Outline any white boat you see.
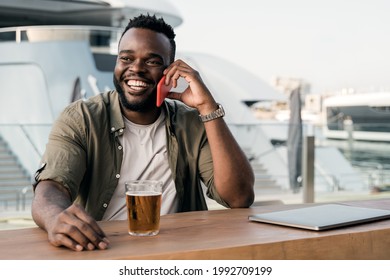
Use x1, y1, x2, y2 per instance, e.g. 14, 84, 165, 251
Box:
322, 92, 390, 142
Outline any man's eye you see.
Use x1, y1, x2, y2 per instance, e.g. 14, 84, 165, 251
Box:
146, 60, 163, 66
120, 56, 131, 62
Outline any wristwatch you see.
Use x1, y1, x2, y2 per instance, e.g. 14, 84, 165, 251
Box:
199, 103, 225, 122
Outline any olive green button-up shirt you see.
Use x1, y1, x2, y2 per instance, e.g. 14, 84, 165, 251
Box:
34, 90, 228, 220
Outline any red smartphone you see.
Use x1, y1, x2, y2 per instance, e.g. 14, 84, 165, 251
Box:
156, 76, 172, 107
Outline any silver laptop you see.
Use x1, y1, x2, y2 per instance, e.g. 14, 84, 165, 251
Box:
248, 203, 390, 231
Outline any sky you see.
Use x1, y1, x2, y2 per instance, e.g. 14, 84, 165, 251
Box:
168, 0, 390, 94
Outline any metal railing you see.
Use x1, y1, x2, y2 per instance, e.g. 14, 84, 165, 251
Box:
228, 121, 390, 192
0, 186, 32, 211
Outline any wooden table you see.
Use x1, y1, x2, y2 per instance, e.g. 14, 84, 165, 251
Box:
1, 198, 390, 260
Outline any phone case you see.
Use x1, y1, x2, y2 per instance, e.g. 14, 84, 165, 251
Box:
156, 76, 172, 107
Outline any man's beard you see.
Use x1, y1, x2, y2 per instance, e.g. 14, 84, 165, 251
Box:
113, 76, 156, 112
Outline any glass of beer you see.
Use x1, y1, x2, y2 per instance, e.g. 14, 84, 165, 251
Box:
125, 180, 162, 236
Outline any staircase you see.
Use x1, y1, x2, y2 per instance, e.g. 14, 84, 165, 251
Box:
251, 162, 281, 190
0, 136, 33, 211
243, 146, 281, 190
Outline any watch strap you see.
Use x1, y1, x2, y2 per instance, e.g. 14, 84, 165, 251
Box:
199, 103, 225, 122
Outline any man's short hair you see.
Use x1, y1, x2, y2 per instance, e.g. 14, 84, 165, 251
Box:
121, 14, 176, 63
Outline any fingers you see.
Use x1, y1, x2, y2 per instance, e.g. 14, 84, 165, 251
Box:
163, 59, 196, 87
72, 204, 107, 240
47, 204, 110, 251
163, 59, 215, 108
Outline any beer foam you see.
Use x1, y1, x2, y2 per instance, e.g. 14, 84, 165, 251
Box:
126, 191, 161, 196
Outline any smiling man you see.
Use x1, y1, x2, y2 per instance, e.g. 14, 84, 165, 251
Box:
32, 14, 254, 252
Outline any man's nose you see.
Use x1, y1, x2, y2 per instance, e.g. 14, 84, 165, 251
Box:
129, 59, 146, 72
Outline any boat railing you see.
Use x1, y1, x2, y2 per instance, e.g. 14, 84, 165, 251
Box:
0, 186, 32, 212
228, 122, 390, 192
0, 25, 121, 54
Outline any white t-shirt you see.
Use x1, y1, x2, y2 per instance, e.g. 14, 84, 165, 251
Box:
102, 111, 178, 220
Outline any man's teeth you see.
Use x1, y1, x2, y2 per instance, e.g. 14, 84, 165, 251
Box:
127, 80, 148, 88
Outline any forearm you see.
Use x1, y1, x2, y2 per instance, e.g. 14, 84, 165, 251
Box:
32, 180, 72, 231
204, 118, 255, 208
